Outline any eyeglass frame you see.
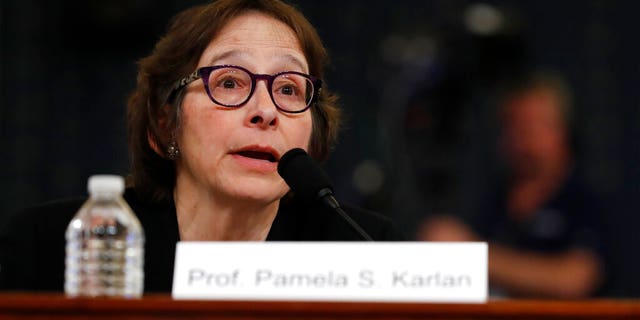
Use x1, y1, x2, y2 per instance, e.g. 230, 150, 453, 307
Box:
168, 65, 323, 114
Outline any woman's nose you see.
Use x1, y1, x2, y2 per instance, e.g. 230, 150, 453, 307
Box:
244, 82, 278, 129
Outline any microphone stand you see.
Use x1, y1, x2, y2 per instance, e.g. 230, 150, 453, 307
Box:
318, 188, 374, 241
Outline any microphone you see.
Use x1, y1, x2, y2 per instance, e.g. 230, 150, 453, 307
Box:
278, 148, 373, 241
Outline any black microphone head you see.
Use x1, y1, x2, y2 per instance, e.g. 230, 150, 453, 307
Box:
278, 148, 333, 202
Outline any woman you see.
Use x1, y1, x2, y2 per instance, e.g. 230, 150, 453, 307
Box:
0, 0, 403, 293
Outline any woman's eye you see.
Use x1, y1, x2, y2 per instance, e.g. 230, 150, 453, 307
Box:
219, 77, 238, 89
280, 85, 296, 96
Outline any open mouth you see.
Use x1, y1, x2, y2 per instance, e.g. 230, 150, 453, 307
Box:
235, 150, 278, 163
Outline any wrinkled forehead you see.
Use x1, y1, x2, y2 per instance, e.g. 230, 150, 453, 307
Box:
197, 11, 308, 73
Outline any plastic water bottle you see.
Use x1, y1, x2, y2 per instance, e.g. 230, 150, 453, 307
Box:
65, 175, 145, 298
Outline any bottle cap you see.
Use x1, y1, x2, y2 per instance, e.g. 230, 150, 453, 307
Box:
88, 175, 125, 195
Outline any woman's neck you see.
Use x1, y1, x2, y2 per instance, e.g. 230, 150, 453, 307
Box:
173, 186, 279, 241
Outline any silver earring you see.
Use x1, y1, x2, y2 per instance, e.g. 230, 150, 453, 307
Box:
167, 141, 181, 160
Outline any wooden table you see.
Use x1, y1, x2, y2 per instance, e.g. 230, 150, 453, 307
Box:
0, 293, 639, 319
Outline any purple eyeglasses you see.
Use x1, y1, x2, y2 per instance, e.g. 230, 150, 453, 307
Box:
169, 65, 322, 113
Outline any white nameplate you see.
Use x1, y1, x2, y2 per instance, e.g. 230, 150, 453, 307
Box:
172, 242, 487, 303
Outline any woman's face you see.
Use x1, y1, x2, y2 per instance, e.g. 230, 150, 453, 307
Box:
175, 11, 313, 204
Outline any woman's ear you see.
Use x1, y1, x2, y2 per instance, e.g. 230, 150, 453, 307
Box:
148, 103, 173, 157
147, 130, 163, 156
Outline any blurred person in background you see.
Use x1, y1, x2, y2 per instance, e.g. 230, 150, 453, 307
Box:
417, 70, 606, 298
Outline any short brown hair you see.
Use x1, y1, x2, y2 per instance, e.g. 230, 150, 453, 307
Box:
127, 0, 341, 203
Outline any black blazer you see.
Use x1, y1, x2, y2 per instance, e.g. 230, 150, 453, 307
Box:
0, 188, 403, 293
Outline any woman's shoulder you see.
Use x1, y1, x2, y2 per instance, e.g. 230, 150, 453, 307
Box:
1, 196, 86, 249
2, 187, 153, 231
3, 196, 86, 232
27, 196, 86, 211
0, 196, 86, 291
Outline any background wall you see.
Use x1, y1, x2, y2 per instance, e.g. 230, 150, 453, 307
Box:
1, 0, 639, 296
